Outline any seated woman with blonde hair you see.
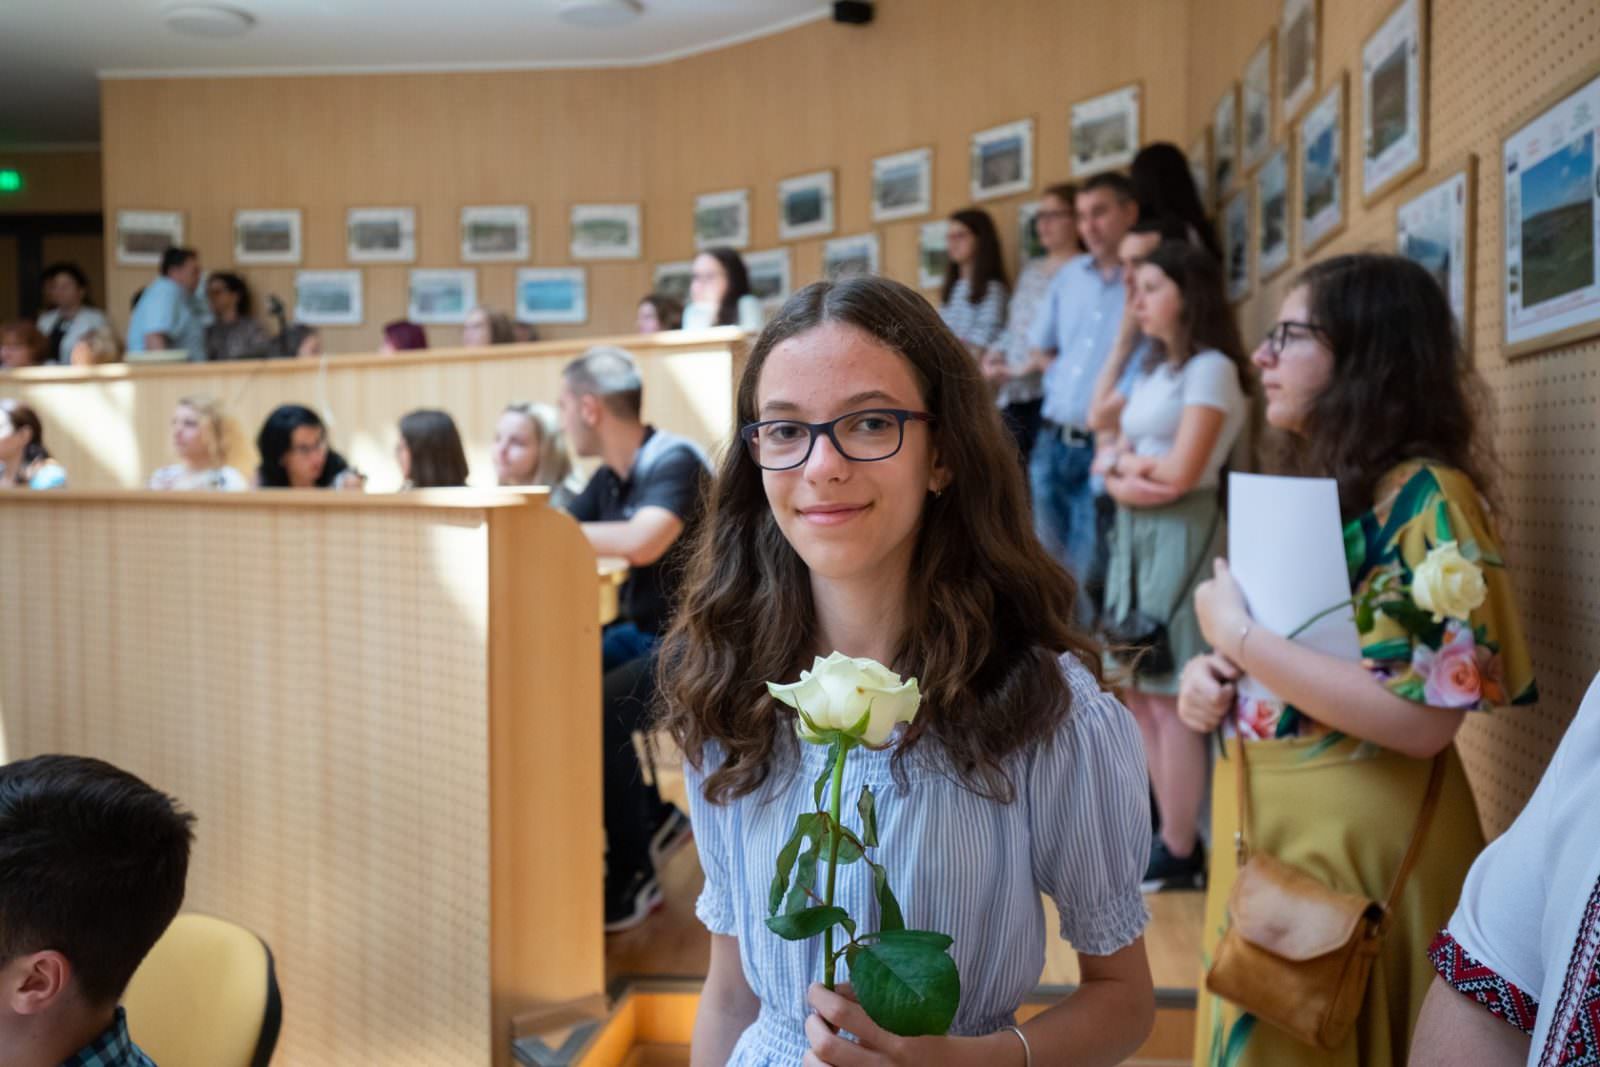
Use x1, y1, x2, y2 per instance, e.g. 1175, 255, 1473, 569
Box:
69, 326, 122, 365
149, 394, 249, 490
492, 401, 582, 508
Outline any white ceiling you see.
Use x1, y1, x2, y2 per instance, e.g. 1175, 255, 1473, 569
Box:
1, 0, 831, 147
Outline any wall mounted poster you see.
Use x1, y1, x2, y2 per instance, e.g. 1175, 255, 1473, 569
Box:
1017, 200, 1046, 269
1298, 75, 1347, 254
823, 233, 881, 280
408, 268, 476, 325
777, 170, 835, 241
346, 207, 415, 263
694, 189, 751, 250
970, 118, 1034, 201
294, 270, 363, 326
1070, 84, 1141, 177
1190, 128, 1213, 213
1256, 148, 1291, 279
653, 260, 693, 304
1242, 37, 1274, 172
1224, 190, 1252, 303
871, 149, 934, 222
1279, 0, 1319, 123
515, 268, 587, 325
115, 210, 184, 266
570, 204, 642, 260
918, 221, 949, 289
744, 248, 793, 314
460, 205, 530, 262
234, 209, 302, 265
1502, 71, 1600, 357
1214, 85, 1240, 195
1361, 0, 1427, 203
1398, 155, 1476, 349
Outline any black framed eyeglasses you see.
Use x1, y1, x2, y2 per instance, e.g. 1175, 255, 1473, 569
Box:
1262, 320, 1330, 357
740, 408, 936, 471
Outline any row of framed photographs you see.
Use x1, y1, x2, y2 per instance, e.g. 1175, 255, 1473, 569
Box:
1196, 0, 1425, 213
114, 204, 645, 267
700, 84, 1143, 248
289, 267, 589, 327
1219, 64, 1600, 360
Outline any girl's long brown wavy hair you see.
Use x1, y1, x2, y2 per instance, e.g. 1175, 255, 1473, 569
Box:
656, 275, 1101, 805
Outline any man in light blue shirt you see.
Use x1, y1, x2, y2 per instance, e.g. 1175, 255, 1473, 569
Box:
127, 247, 205, 360
1025, 173, 1139, 621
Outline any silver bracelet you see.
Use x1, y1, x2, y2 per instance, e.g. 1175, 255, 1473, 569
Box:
1007, 1024, 1032, 1067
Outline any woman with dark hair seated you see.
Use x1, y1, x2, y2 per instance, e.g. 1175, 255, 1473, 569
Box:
396, 409, 469, 488
255, 404, 364, 489
203, 272, 271, 360
380, 320, 428, 354
36, 261, 111, 364
0, 399, 67, 488
637, 292, 684, 334
682, 248, 762, 332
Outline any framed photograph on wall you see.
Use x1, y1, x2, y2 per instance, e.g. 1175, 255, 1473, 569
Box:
1297, 75, 1347, 255
234, 209, 302, 265
1017, 201, 1046, 270
461, 205, 530, 262
777, 170, 835, 241
115, 210, 184, 266
570, 204, 641, 260
871, 148, 933, 222
1256, 148, 1291, 279
1361, 0, 1427, 204
1070, 84, 1140, 177
515, 268, 588, 325
918, 221, 949, 290
1398, 155, 1476, 349
653, 260, 694, 304
823, 233, 881, 280
1241, 37, 1274, 172
408, 268, 477, 324
1224, 190, 1253, 303
694, 188, 751, 250
1213, 84, 1241, 195
294, 270, 363, 327
1189, 128, 1213, 213
1279, 0, 1319, 123
744, 249, 793, 314
1501, 70, 1600, 358
970, 118, 1034, 202
346, 207, 415, 263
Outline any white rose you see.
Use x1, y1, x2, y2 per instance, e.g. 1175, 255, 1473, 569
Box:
1411, 541, 1487, 622
767, 651, 922, 747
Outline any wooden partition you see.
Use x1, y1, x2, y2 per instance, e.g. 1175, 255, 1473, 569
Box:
0, 489, 604, 1067
0, 328, 745, 492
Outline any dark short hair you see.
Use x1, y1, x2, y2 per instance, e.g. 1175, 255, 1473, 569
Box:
382, 320, 428, 352
1131, 142, 1223, 261
1078, 171, 1137, 203
562, 345, 643, 420
398, 408, 469, 488
206, 271, 253, 318
159, 247, 197, 276
1128, 215, 1193, 243
0, 755, 194, 1005
255, 403, 350, 487
41, 261, 91, 300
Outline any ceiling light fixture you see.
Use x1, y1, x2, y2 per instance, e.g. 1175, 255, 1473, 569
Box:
163, 3, 257, 38
556, 0, 644, 29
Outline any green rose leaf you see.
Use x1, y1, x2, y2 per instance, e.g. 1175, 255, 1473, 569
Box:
877, 929, 953, 951
870, 861, 905, 932
851, 936, 960, 1037
814, 741, 840, 808
770, 813, 821, 915
765, 905, 856, 942
783, 840, 822, 915
857, 785, 880, 847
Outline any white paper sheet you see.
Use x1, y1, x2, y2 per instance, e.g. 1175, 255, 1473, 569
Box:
1227, 472, 1363, 699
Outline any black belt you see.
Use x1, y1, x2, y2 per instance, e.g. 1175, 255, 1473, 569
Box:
1042, 420, 1093, 446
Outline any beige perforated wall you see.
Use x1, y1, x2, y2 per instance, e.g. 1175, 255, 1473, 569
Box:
1188, 0, 1600, 834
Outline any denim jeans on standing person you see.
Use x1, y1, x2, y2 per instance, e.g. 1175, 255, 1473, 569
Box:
603, 620, 658, 673
1029, 430, 1098, 626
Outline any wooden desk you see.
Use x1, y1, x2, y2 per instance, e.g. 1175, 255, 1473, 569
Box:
0, 490, 605, 1067
597, 556, 629, 626
0, 328, 747, 492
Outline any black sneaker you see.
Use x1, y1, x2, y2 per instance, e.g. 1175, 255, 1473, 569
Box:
1141, 835, 1206, 893
604, 868, 664, 933
647, 805, 693, 870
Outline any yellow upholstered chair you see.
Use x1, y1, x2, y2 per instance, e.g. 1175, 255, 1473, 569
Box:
122, 914, 282, 1067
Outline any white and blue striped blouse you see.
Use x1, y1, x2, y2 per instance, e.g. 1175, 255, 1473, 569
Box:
685, 651, 1151, 1065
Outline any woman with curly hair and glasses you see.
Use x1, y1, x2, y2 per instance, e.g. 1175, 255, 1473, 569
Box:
658, 275, 1155, 1066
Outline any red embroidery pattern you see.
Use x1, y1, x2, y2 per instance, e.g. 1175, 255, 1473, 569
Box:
1540, 876, 1600, 1066
1429, 929, 1541, 1036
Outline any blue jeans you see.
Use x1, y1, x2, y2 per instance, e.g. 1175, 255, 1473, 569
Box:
603, 621, 658, 673
1029, 430, 1098, 625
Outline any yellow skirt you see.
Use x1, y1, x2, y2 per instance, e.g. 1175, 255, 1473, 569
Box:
1193, 735, 1484, 1067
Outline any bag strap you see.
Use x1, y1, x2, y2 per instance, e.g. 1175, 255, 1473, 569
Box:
1233, 738, 1447, 915
1167, 500, 1222, 624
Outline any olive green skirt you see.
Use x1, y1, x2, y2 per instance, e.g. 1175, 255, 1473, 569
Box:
1101, 490, 1221, 695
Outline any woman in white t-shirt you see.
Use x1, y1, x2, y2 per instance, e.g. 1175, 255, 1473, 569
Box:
681, 248, 764, 333
1096, 240, 1252, 891
148, 394, 249, 491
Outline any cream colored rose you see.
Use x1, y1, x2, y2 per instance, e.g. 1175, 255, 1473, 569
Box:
767, 651, 922, 746
1411, 541, 1487, 622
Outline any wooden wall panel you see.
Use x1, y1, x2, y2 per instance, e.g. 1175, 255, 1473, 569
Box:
99, 0, 1191, 351
0, 149, 102, 215
1187, 0, 1600, 833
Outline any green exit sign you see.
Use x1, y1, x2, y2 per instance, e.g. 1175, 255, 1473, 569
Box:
0, 169, 21, 193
